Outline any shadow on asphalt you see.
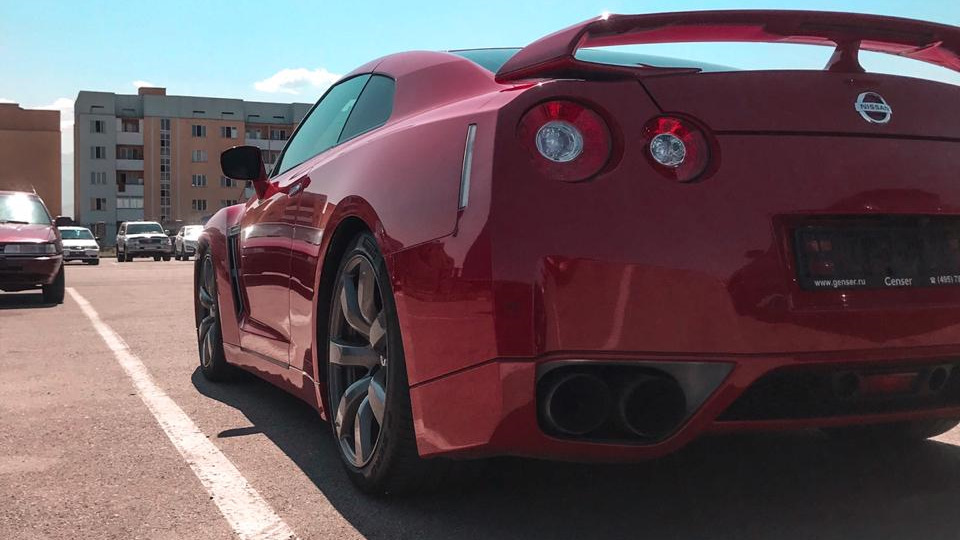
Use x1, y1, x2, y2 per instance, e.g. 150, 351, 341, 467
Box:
192, 368, 960, 539
0, 291, 57, 310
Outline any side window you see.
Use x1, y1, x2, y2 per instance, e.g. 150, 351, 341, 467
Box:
273, 75, 370, 176
338, 75, 395, 143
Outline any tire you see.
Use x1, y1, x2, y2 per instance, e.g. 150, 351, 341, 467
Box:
163, 255, 171, 262
153, 255, 161, 262
175, 247, 182, 261
87, 259, 100, 266
327, 233, 462, 494
825, 418, 960, 442
117, 247, 124, 263
42, 265, 65, 304
196, 252, 233, 381
125, 253, 133, 262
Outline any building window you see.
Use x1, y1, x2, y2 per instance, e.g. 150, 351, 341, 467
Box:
116, 197, 144, 209
160, 118, 171, 130
192, 199, 208, 211
91, 198, 107, 211
260, 149, 279, 164
121, 119, 140, 133
245, 128, 262, 140
117, 146, 143, 160
90, 172, 108, 185
269, 129, 288, 140
191, 174, 208, 187
220, 200, 238, 208
191, 149, 208, 162
191, 124, 206, 137
91, 120, 105, 133
90, 146, 107, 159
220, 176, 235, 188
220, 126, 238, 139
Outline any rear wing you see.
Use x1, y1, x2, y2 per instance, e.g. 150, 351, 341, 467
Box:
496, 10, 960, 82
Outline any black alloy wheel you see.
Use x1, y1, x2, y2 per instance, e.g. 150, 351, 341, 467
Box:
196, 252, 231, 380
328, 250, 390, 468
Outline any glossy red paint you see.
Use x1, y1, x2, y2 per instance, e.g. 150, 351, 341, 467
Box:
198, 11, 960, 462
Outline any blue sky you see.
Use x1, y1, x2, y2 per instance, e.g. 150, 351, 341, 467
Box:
0, 0, 957, 215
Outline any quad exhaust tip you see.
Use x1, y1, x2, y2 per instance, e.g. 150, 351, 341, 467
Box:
540, 372, 612, 436
539, 369, 689, 440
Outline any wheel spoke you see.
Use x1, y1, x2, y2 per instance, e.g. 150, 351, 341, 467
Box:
356, 260, 377, 324
198, 314, 215, 341
368, 369, 386, 425
329, 339, 379, 369
368, 312, 387, 353
353, 397, 376, 466
339, 276, 371, 335
335, 376, 371, 439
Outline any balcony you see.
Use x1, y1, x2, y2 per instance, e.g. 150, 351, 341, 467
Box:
117, 131, 143, 145
245, 138, 285, 151
116, 159, 144, 171
118, 184, 144, 197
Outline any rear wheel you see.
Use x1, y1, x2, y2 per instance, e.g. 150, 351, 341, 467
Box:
196, 252, 232, 381
163, 255, 171, 262
153, 255, 161, 262
124, 253, 133, 262
116, 247, 123, 263
42, 265, 65, 304
327, 233, 460, 494
825, 418, 960, 442
175, 246, 183, 261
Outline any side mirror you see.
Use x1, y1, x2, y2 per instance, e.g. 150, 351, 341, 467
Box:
221, 146, 271, 199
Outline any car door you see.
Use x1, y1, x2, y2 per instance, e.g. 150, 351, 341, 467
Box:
238, 74, 372, 366
287, 74, 396, 375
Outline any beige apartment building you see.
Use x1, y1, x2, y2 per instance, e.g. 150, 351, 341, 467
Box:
74, 87, 310, 242
0, 103, 62, 215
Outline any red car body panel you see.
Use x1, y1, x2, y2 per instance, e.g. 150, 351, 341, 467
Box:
198, 11, 960, 461
0, 192, 62, 290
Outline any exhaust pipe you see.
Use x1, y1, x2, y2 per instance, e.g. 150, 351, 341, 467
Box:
617, 374, 687, 439
540, 373, 612, 436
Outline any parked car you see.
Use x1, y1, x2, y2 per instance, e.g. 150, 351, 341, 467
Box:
58, 226, 100, 265
174, 225, 203, 261
193, 11, 960, 494
115, 221, 173, 262
0, 190, 64, 303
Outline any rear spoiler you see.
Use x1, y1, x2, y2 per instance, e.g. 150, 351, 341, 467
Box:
495, 10, 960, 82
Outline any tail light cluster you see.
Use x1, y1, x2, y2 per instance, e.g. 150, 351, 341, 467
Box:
518, 101, 714, 184
641, 116, 711, 183
518, 100, 612, 183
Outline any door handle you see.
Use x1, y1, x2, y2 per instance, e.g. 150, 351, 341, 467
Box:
283, 175, 311, 197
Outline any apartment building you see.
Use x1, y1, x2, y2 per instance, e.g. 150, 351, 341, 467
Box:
0, 103, 61, 215
74, 87, 310, 242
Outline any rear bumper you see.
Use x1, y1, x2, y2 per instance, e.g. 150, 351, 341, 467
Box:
410, 346, 960, 461
0, 255, 62, 289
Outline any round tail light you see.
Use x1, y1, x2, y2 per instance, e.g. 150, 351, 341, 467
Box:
642, 116, 712, 183
519, 100, 611, 182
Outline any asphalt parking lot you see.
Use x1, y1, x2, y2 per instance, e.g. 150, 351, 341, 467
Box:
5, 258, 960, 539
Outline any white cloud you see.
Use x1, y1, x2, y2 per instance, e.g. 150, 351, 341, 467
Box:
253, 67, 341, 95
132, 80, 156, 89
0, 97, 15, 104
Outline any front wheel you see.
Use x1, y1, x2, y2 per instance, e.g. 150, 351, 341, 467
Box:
196, 252, 232, 381
327, 233, 459, 494
42, 265, 65, 304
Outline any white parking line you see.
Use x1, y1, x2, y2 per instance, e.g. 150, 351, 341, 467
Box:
67, 287, 298, 540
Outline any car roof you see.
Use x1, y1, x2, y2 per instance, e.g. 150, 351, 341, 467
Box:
58, 226, 90, 230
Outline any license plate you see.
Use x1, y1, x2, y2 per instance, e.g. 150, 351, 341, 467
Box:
794, 217, 960, 290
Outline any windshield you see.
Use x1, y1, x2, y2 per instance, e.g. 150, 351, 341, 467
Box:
0, 193, 51, 225
60, 228, 95, 240
183, 226, 203, 239
127, 223, 164, 235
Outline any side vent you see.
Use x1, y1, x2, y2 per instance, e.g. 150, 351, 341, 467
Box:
226, 226, 244, 317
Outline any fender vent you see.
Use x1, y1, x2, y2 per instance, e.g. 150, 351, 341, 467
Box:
226, 226, 244, 317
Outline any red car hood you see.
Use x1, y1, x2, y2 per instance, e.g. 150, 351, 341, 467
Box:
0, 223, 56, 243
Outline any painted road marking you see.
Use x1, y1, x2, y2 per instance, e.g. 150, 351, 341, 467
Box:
68, 288, 298, 540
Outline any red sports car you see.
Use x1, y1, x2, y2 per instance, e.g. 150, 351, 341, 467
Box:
196, 10, 960, 493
